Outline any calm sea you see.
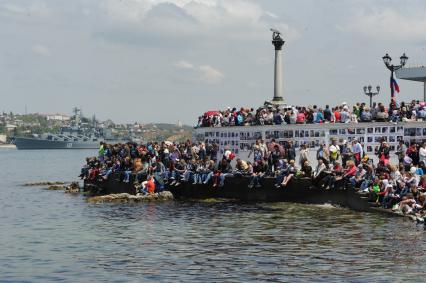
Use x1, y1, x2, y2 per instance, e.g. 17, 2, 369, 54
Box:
1, 148, 425, 282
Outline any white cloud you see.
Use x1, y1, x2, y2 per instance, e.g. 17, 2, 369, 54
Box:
101, 0, 300, 42
1, 1, 50, 17
340, 8, 426, 42
31, 44, 50, 57
174, 60, 195, 70
2, 3, 27, 14
174, 60, 224, 84
198, 65, 224, 84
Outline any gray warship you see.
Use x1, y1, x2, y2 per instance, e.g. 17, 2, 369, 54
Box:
15, 108, 132, 150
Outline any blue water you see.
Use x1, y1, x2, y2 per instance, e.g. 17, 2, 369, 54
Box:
1, 149, 425, 282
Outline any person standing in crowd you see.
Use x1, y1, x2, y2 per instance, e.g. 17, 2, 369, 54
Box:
396, 140, 407, 164
299, 144, 309, 167
407, 143, 419, 166
329, 139, 340, 165
286, 140, 296, 162
377, 141, 390, 165
352, 139, 363, 165
419, 142, 426, 164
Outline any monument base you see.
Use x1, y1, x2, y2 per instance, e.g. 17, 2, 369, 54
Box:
270, 96, 285, 105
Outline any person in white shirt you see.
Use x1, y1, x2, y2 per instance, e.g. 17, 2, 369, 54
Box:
329, 139, 340, 164
314, 159, 326, 179
419, 142, 426, 164
352, 139, 363, 165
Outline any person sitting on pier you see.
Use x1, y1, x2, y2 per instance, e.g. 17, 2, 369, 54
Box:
313, 159, 327, 185
320, 161, 343, 189
202, 159, 218, 185
234, 158, 250, 177
133, 157, 146, 184
359, 165, 375, 193
192, 160, 205, 184
349, 164, 366, 188
212, 158, 233, 187
80, 157, 94, 179
274, 159, 288, 188
300, 160, 313, 178
150, 158, 166, 190
182, 159, 196, 183
280, 160, 297, 187
139, 175, 156, 195
122, 157, 134, 183
248, 160, 268, 188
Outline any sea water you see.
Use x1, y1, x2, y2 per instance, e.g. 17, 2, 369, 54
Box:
0, 148, 425, 282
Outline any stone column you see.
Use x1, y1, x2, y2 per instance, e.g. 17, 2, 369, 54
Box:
272, 31, 285, 104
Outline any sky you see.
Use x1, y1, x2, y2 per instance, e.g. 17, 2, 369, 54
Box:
1, 0, 426, 125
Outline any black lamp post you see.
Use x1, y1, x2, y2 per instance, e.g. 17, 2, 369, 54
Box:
382, 52, 408, 102
363, 85, 380, 107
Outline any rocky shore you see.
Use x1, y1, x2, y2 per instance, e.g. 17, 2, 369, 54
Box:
87, 191, 174, 204
23, 181, 80, 193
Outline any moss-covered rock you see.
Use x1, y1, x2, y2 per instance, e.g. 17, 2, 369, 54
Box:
87, 191, 174, 204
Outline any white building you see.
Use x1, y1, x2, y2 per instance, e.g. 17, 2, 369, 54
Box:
45, 114, 70, 121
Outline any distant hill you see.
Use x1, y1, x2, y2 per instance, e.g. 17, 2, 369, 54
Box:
139, 123, 194, 142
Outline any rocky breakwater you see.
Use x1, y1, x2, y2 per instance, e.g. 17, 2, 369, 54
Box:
23, 181, 80, 193
87, 191, 174, 204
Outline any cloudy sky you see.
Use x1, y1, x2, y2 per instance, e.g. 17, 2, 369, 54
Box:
1, 0, 426, 124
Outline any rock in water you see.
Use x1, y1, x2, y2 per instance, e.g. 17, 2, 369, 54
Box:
65, 182, 80, 194
46, 185, 68, 190
87, 191, 174, 204
23, 181, 66, 187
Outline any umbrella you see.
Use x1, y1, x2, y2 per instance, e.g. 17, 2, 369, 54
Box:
204, 111, 220, 117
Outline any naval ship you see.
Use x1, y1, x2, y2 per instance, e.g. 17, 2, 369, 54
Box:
14, 108, 131, 150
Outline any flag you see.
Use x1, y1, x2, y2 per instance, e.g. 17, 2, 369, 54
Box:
390, 76, 400, 97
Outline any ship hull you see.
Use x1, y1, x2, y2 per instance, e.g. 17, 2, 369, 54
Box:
14, 137, 99, 150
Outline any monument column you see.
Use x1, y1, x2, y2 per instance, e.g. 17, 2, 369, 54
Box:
424, 81, 426, 102
271, 29, 285, 104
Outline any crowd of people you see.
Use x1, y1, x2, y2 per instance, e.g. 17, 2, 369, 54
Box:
80, 137, 426, 217
197, 100, 426, 127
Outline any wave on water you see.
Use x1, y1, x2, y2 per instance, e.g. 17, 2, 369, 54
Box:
313, 203, 342, 209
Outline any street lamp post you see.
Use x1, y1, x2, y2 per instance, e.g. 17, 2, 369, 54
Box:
382, 52, 408, 102
363, 85, 380, 107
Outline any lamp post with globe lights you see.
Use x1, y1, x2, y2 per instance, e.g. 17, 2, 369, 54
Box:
363, 85, 380, 108
382, 53, 408, 102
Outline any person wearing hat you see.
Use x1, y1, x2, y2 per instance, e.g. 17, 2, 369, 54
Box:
340, 106, 350, 123
360, 106, 372, 122
329, 139, 340, 165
